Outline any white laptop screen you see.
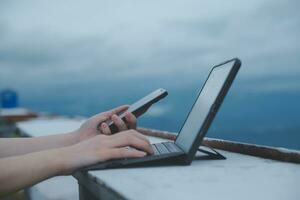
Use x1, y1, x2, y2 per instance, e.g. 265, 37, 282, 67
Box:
175, 62, 233, 153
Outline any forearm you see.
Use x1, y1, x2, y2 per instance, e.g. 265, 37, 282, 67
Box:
0, 132, 79, 158
0, 130, 153, 197
0, 147, 68, 197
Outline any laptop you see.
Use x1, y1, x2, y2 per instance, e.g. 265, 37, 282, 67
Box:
85, 58, 241, 170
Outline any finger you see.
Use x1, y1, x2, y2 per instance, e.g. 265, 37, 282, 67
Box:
108, 147, 147, 160
108, 132, 154, 154
92, 112, 111, 126
109, 129, 150, 145
130, 130, 150, 144
109, 105, 129, 115
100, 123, 111, 135
94, 105, 129, 122
111, 114, 128, 132
93, 105, 129, 130
104, 105, 129, 119
125, 112, 137, 129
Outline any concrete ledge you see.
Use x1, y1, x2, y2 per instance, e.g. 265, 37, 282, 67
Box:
138, 127, 300, 163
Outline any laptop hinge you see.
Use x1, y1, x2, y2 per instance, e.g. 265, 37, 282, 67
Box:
196, 144, 226, 160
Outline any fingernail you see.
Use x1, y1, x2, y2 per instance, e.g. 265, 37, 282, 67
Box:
150, 146, 154, 154
125, 112, 131, 119
112, 114, 117, 119
101, 123, 107, 128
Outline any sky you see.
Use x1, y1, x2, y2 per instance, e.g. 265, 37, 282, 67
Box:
0, 0, 299, 88
0, 0, 300, 148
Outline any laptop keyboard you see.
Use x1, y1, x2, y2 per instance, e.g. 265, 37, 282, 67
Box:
151, 142, 182, 155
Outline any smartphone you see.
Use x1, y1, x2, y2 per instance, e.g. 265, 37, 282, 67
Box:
99, 88, 168, 134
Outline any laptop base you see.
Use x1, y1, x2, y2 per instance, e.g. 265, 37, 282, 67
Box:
111, 145, 226, 169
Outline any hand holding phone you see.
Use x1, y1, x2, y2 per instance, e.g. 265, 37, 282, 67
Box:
98, 88, 168, 134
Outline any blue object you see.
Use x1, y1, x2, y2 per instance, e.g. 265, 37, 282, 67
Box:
0, 89, 19, 108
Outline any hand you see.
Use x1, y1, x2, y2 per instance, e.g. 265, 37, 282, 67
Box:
75, 105, 137, 142
62, 129, 154, 174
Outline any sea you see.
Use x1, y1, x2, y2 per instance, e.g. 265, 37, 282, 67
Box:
19, 70, 300, 150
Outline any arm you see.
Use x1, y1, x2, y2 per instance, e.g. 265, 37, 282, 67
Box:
0, 130, 153, 197
0, 147, 66, 196
0, 105, 136, 158
0, 132, 78, 158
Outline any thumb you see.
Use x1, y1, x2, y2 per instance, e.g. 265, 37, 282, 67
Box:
92, 105, 129, 127
108, 105, 129, 116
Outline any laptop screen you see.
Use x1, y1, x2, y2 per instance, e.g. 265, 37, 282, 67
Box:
175, 61, 234, 153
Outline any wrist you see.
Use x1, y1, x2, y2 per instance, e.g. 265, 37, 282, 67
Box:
50, 146, 77, 175
56, 144, 88, 175
25, 147, 75, 177
67, 130, 81, 146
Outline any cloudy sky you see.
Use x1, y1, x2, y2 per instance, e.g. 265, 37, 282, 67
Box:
0, 0, 299, 91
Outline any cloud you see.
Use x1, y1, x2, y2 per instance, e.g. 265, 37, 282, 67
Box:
0, 0, 299, 93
